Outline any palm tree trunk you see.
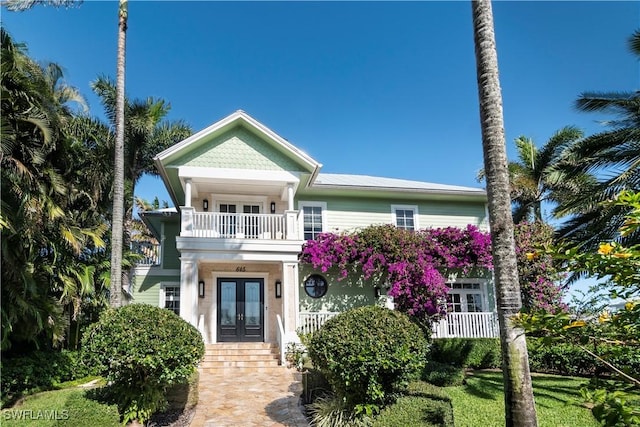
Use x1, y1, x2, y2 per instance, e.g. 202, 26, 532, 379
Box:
109, 0, 128, 308
471, 1, 538, 425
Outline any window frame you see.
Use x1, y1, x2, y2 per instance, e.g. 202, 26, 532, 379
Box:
298, 201, 327, 240
159, 282, 181, 316
391, 204, 419, 231
303, 274, 328, 299
445, 279, 488, 313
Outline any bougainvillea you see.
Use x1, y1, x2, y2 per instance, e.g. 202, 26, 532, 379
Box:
513, 221, 567, 312
299, 224, 493, 322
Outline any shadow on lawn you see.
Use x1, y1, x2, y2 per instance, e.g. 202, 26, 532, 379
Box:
463, 371, 589, 407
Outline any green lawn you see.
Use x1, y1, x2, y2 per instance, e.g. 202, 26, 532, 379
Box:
0, 388, 120, 427
446, 371, 599, 427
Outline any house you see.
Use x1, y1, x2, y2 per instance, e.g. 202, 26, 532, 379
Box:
131, 110, 498, 360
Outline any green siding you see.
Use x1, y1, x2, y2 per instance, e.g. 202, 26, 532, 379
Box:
162, 222, 181, 270
168, 127, 306, 172
299, 265, 377, 312
131, 274, 179, 306
297, 196, 487, 233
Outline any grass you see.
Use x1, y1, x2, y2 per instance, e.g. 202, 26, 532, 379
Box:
0, 387, 120, 427
373, 382, 454, 427
445, 371, 600, 427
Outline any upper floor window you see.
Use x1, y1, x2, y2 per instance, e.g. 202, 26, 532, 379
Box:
299, 202, 327, 240
392, 205, 418, 231
446, 282, 485, 313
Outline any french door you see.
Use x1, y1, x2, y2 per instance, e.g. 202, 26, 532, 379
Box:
217, 278, 264, 342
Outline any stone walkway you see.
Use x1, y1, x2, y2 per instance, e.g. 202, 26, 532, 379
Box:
190, 367, 309, 427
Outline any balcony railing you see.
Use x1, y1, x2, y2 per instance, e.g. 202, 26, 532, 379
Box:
298, 311, 499, 339
131, 241, 161, 266
182, 209, 292, 239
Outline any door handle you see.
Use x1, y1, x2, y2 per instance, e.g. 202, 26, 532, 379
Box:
236, 313, 244, 321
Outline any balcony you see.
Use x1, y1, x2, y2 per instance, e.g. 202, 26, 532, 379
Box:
298, 311, 499, 339
131, 241, 161, 266
180, 208, 298, 240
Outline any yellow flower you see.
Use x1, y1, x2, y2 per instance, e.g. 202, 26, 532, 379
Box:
625, 301, 637, 311
598, 243, 614, 255
563, 320, 586, 330
598, 311, 610, 323
613, 252, 632, 259
525, 252, 536, 261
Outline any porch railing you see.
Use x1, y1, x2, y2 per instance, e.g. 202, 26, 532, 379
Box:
298, 312, 340, 335
431, 312, 499, 338
298, 311, 499, 339
131, 241, 161, 266
182, 210, 290, 239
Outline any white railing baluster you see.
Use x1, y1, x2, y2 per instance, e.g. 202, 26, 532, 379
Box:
186, 212, 289, 240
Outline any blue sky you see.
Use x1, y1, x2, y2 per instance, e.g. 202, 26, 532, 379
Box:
3, 1, 639, 214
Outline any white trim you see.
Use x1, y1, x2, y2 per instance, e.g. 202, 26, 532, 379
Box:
298, 201, 328, 239
210, 272, 270, 344
446, 278, 489, 313
391, 204, 419, 230
159, 282, 181, 311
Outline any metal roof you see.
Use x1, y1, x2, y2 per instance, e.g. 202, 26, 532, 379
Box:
313, 173, 485, 194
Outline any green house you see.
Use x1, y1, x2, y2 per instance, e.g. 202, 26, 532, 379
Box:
131, 110, 497, 360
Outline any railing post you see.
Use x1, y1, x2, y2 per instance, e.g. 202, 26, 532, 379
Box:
181, 206, 194, 236
285, 210, 298, 239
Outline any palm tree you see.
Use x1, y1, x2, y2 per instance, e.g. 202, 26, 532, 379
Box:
555, 30, 640, 249
109, 0, 128, 308
471, 1, 538, 425
479, 127, 587, 223
91, 76, 192, 202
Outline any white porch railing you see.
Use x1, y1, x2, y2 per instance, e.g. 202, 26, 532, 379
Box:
298, 312, 340, 335
187, 212, 287, 239
297, 311, 499, 339
131, 241, 161, 266
431, 312, 499, 338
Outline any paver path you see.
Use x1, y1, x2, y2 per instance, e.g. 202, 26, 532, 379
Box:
190, 367, 309, 427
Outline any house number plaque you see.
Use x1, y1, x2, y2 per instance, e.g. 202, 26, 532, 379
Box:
235, 266, 246, 272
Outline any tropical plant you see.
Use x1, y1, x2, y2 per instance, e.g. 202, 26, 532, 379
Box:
555, 30, 640, 250
470, 1, 538, 425
478, 127, 587, 223
109, 0, 128, 308
1, 28, 107, 350
299, 224, 492, 323
517, 191, 640, 426
513, 221, 567, 312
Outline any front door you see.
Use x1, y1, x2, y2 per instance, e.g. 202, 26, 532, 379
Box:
217, 278, 264, 342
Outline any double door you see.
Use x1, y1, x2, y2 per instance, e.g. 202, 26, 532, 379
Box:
217, 278, 264, 342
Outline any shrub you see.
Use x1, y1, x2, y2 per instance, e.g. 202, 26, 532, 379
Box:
422, 361, 466, 387
81, 304, 205, 424
307, 306, 429, 416
429, 338, 501, 369
373, 382, 454, 427
0, 350, 92, 407
527, 338, 640, 377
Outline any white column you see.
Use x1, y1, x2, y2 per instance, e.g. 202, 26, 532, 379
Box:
287, 183, 294, 211
184, 178, 192, 208
282, 261, 299, 335
179, 257, 198, 328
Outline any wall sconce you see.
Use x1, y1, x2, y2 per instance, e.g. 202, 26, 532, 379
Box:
275, 280, 282, 298
270, 201, 276, 214
374, 286, 381, 298
202, 199, 208, 211
198, 280, 205, 298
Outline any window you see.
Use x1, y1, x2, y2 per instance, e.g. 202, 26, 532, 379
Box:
391, 205, 418, 231
162, 285, 180, 315
304, 274, 328, 298
299, 202, 326, 240
446, 282, 485, 313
